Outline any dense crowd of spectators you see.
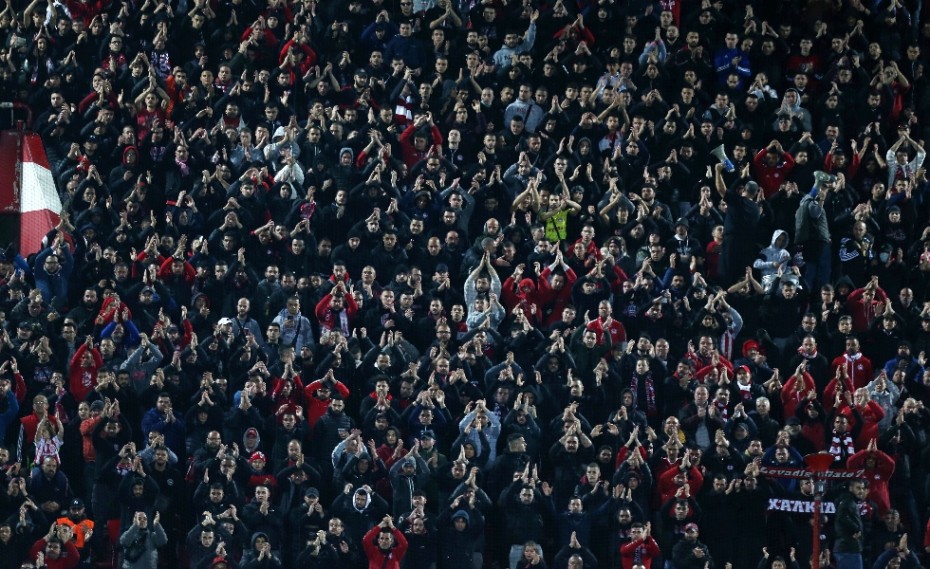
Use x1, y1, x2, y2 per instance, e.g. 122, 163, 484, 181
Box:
0, 0, 929, 569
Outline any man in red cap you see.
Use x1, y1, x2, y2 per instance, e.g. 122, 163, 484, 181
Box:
245, 452, 276, 495
671, 522, 714, 569
730, 365, 764, 411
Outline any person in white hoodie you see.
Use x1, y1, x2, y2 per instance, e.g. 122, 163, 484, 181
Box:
754, 229, 793, 292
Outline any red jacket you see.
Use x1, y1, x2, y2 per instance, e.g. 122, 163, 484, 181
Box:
315, 293, 359, 335
501, 277, 540, 324
96, 296, 132, 327
536, 266, 577, 327
69, 343, 103, 402
844, 287, 887, 332
303, 380, 351, 427
158, 256, 196, 284
362, 526, 407, 569
398, 123, 443, 169
830, 354, 873, 390
847, 449, 894, 515
753, 148, 796, 198
270, 376, 306, 415
620, 536, 660, 569
822, 378, 855, 413
656, 465, 704, 506
847, 401, 885, 448
29, 538, 80, 569
586, 317, 626, 346
780, 372, 816, 418
278, 40, 317, 76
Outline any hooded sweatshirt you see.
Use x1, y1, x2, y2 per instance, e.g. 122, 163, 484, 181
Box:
753, 230, 792, 290
501, 276, 540, 323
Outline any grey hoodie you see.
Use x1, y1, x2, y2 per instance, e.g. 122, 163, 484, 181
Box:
753, 229, 792, 289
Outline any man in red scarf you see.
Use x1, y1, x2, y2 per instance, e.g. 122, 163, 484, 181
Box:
315, 282, 359, 337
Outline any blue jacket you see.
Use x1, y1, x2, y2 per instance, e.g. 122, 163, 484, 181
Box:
141, 408, 186, 458
34, 245, 74, 306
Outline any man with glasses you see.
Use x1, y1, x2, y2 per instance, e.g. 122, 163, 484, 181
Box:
34, 238, 73, 309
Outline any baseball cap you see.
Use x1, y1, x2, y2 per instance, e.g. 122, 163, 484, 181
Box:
683, 522, 699, 533
419, 429, 436, 440
304, 487, 320, 498
217, 317, 233, 326
245, 427, 259, 438
70, 498, 85, 509
250, 451, 266, 462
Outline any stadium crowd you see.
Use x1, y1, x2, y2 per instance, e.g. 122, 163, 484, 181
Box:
0, 0, 929, 568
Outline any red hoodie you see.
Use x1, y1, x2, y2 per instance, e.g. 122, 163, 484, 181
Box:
69, 343, 103, 402
398, 123, 443, 169
536, 267, 577, 327
501, 276, 540, 323
845, 287, 887, 332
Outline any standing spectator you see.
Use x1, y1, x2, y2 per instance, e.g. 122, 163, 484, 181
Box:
118, 511, 167, 569
362, 516, 408, 569
833, 480, 865, 569
69, 337, 103, 403
33, 236, 74, 309
620, 522, 660, 569
713, 163, 760, 285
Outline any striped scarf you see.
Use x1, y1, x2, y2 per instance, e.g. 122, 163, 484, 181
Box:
630, 372, 657, 415
829, 431, 855, 463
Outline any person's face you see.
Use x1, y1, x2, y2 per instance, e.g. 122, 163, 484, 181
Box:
834, 416, 849, 433
850, 481, 867, 499
694, 386, 709, 404
846, 338, 859, 355
40, 457, 58, 476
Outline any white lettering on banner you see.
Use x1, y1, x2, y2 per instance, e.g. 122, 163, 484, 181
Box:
758, 466, 865, 480
767, 498, 836, 514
